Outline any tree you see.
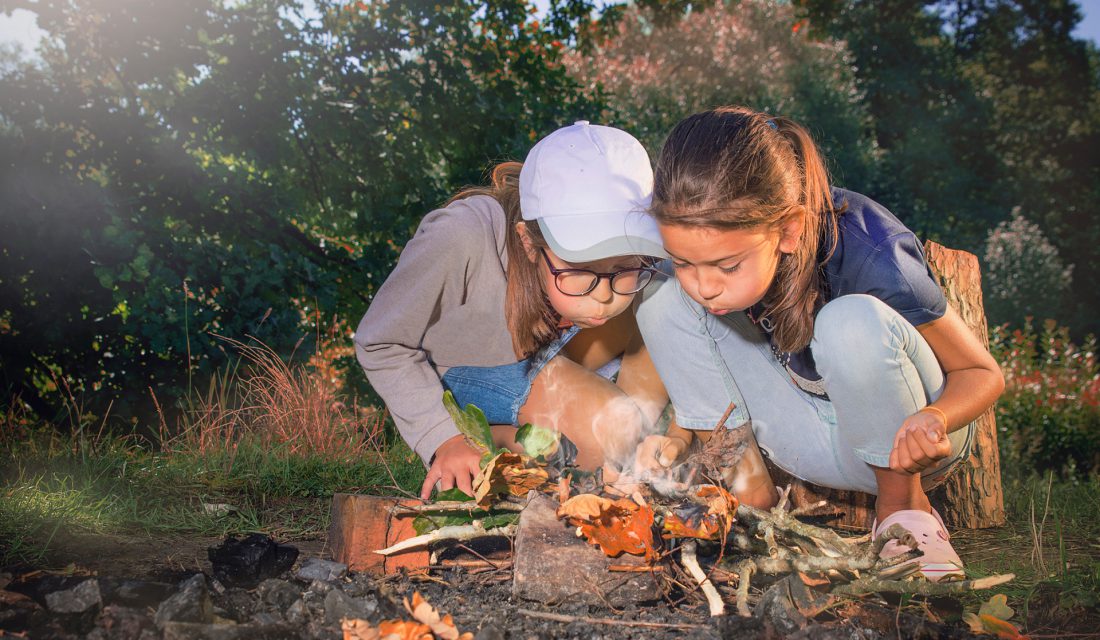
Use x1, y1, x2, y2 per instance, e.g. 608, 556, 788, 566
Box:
0, 0, 607, 427
565, 0, 878, 190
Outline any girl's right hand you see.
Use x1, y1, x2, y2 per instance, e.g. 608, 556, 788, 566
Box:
633, 434, 691, 474
420, 434, 483, 500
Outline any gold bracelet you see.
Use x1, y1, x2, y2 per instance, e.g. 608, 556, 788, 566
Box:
919, 405, 948, 428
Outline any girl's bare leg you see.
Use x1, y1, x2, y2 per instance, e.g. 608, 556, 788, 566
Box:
872, 466, 930, 521
518, 356, 648, 471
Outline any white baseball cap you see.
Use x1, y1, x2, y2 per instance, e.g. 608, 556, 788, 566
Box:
519, 121, 667, 263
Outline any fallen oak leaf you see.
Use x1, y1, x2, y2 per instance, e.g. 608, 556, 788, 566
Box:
500, 465, 548, 496
342, 617, 434, 640
378, 620, 435, 640
405, 592, 470, 640
963, 612, 1029, 639
979, 593, 1014, 620
472, 452, 524, 506
662, 512, 721, 540
557, 493, 614, 520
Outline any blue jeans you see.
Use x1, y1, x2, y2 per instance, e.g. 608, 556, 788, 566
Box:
441, 327, 580, 425
636, 277, 973, 495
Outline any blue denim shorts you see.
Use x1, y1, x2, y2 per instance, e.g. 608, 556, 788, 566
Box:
441, 326, 580, 425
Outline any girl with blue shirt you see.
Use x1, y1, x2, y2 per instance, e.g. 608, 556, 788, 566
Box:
633, 107, 1005, 581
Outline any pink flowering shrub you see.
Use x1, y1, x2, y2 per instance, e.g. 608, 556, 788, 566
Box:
991, 320, 1100, 475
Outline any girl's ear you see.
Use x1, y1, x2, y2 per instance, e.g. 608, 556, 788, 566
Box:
777, 206, 807, 254
515, 222, 539, 262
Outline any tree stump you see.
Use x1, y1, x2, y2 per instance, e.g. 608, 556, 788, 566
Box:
770, 241, 1006, 530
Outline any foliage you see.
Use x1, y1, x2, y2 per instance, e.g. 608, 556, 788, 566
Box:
983, 210, 1073, 328
0, 0, 607, 428
794, 0, 1100, 332
991, 319, 1100, 476
564, 0, 877, 189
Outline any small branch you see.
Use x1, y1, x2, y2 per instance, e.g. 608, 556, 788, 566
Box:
831, 572, 1016, 596
392, 501, 525, 515
374, 523, 516, 556
681, 540, 726, 617
517, 609, 708, 630
735, 559, 756, 617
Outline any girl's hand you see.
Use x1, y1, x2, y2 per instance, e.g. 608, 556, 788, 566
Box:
420, 435, 483, 500
633, 434, 691, 474
888, 410, 952, 474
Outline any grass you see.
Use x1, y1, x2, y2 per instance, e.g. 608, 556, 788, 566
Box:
952, 470, 1100, 633
0, 331, 427, 566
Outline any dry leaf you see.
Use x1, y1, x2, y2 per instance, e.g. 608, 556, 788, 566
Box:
342, 617, 380, 640
501, 465, 548, 496
405, 592, 462, 640
963, 612, 1029, 639
797, 571, 832, 587
472, 452, 546, 506
557, 494, 614, 520
662, 512, 721, 540
557, 475, 571, 504
377, 620, 434, 640
979, 593, 1014, 620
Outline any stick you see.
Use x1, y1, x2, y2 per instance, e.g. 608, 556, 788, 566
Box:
516, 609, 707, 630
374, 523, 516, 556
680, 540, 726, 617
392, 500, 525, 515
734, 559, 756, 617
831, 572, 1016, 596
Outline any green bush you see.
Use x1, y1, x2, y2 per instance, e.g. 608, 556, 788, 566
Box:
991, 320, 1100, 476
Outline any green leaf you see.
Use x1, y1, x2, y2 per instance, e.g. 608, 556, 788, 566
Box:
514, 423, 560, 459
434, 487, 474, 502
978, 593, 1014, 621
442, 390, 495, 453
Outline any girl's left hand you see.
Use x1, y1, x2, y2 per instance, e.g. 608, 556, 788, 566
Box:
888, 411, 952, 473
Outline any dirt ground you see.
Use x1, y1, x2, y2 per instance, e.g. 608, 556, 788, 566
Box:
3, 525, 1097, 639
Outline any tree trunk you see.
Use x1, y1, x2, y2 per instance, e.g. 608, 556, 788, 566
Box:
768, 241, 1006, 530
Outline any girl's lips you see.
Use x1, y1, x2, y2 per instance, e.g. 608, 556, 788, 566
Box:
707, 308, 732, 316
581, 316, 609, 326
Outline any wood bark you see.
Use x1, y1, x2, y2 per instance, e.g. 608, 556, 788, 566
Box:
769, 242, 1005, 530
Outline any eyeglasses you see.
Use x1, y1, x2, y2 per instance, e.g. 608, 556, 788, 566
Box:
540, 248, 656, 296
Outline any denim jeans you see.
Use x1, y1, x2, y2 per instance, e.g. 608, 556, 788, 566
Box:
635, 276, 973, 495
441, 326, 580, 425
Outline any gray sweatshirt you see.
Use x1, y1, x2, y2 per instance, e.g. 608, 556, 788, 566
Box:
354, 195, 519, 464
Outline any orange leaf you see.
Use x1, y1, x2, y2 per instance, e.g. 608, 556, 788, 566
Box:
377, 620, 434, 640
557, 493, 614, 520
662, 513, 720, 540
964, 612, 1030, 639
404, 591, 464, 640
501, 465, 548, 496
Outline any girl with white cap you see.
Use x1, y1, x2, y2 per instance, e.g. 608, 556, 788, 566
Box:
355, 122, 669, 499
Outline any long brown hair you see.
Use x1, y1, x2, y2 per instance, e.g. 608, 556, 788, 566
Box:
651, 106, 842, 353
448, 162, 557, 357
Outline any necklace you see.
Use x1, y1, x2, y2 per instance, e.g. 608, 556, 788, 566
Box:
746, 305, 790, 367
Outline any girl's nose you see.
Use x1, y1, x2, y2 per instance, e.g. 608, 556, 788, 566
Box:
589, 277, 615, 303
696, 269, 723, 300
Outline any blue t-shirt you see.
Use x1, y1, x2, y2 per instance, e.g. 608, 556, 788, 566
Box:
752, 188, 947, 383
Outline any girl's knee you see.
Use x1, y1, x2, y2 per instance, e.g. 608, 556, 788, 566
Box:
813, 294, 900, 360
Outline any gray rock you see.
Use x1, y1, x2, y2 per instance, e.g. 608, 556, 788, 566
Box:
307, 579, 336, 595
295, 558, 347, 583
161, 622, 243, 640
475, 624, 506, 640
285, 599, 310, 626
155, 574, 213, 628
257, 579, 300, 610
251, 611, 281, 625
96, 604, 156, 640
323, 589, 372, 626
45, 578, 102, 614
